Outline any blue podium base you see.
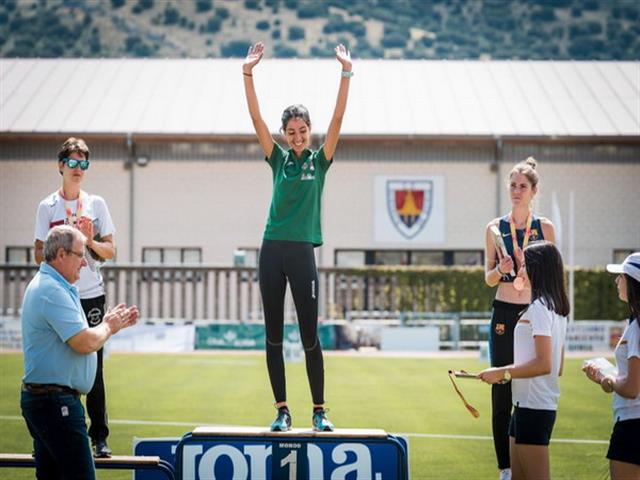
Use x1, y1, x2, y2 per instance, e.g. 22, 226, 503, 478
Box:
135, 426, 409, 480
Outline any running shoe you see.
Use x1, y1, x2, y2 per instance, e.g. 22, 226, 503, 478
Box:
312, 408, 334, 432
270, 407, 292, 432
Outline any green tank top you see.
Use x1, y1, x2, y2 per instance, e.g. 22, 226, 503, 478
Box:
263, 142, 332, 246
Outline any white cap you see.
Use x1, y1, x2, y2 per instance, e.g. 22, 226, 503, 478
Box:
607, 252, 640, 282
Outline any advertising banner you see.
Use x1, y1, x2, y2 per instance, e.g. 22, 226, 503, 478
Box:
176, 429, 409, 480
195, 324, 336, 350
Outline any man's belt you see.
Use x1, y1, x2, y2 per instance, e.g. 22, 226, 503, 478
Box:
22, 383, 80, 397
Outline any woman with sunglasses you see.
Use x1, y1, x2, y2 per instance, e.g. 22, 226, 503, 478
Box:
33, 137, 116, 458
479, 241, 568, 480
483, 158, 556, 480
242, 42, 352, 432
583, 252, 640, 480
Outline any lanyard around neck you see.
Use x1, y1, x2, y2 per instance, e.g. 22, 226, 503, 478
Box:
59, 189, 84, 226
509, 211, 533, 253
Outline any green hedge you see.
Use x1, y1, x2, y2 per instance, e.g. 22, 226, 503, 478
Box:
332, 267, 629, 320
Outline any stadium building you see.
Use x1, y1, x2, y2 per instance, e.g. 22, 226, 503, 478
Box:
1, 59, 639, 268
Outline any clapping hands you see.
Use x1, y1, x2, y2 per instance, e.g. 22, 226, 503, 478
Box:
76, 216, 94, 245
104, 303, 139, 334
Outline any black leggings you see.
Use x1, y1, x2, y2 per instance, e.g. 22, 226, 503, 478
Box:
489, 299, 528, 470
80, 295, 109, 442
259, 239, 324, 406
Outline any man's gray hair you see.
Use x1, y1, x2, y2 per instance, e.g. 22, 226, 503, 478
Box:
44, 225, 83, 262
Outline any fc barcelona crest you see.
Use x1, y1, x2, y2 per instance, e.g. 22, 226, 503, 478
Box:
495, 323, 505, 335
386, 180, 433, 239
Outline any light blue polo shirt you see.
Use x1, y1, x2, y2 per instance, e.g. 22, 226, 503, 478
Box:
21, 262, 96, 394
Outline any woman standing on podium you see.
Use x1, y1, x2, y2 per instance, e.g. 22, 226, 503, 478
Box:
242, 42, 352, 432
483, 157, 556, 480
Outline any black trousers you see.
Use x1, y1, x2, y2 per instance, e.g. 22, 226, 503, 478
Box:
259, 239, 325, 406
21, 390, 96, 479
489, 299, 528, 470
80, 295, 109, 442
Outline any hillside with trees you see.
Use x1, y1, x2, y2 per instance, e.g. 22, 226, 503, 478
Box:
1, 0, 638, 60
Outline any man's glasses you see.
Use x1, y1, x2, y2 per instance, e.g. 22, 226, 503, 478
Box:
65, 249, 85, 259
62, 158, 90, 170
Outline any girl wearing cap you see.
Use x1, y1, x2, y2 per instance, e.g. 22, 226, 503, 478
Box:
479, 241, 568, 480
33, 137, 116, 457
242, 42, 352, 432
583, 252, 640, 480
483, 157, 556, 480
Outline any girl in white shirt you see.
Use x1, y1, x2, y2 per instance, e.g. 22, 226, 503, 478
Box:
480, 241, 569, 480
584, 252, 640, 480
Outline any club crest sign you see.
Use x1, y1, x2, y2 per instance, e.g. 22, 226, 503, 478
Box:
386, 180, 433, 239
375, 175, 445, 244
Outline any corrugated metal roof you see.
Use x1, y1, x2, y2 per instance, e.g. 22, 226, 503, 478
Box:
1, 58, 638, 137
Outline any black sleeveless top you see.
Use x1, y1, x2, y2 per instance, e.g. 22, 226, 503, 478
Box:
498, 214, 545, 283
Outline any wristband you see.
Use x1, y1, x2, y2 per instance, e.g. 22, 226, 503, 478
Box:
243, 72, 253, 77
341, 70, 354, 78
496, 265, 504, 275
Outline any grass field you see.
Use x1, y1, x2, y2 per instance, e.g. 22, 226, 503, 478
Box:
0, 351, 615, 479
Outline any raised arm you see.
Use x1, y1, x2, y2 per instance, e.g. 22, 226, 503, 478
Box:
243, 42, 274, 158
323, 44, 352, 161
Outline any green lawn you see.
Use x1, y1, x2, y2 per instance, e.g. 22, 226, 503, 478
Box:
0, 352, 614, 479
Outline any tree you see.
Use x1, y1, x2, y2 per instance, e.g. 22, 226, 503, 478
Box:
125, 35, 155, 56
164, 5, 180, 25
221, 40, 252, 57
245, 0, 261, 10
132, 0, 154, 14
215, 7, 229, 19
196, 0, 213, 13
530, 7, 556, 22
202, 16, 221, 33
297, 1, 325, 18
288, 25, 305, 41
381, 32, 407, 48
256, 20, 270, 30
274, 43, 298, 57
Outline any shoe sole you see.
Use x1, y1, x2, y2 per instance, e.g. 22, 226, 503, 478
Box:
270, 423, 292, 432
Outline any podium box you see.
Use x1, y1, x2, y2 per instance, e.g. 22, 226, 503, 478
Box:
135, 426, 409, 479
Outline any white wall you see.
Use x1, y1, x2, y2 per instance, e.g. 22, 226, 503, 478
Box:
1, 155, 638, 267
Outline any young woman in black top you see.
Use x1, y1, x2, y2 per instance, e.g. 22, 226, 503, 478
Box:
484, 157, 556, 480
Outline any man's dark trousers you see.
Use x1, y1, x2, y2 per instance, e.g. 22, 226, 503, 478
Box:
21, 390, 96, 479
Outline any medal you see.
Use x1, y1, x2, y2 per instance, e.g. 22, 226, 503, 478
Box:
509, 211, 533, 291
60, 189, 85, 227
513, 277, 525, 291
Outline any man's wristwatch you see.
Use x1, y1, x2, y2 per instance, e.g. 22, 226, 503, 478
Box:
502, 369, 512, 383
